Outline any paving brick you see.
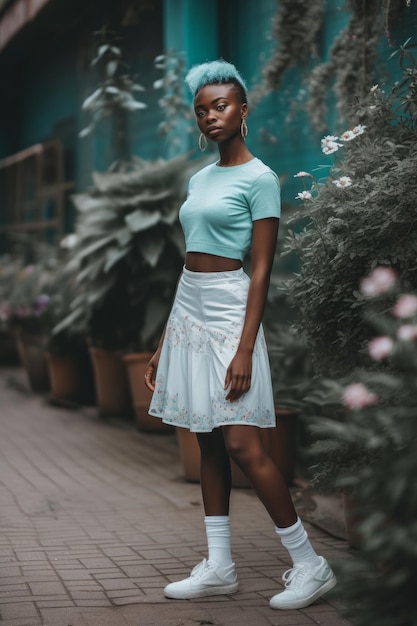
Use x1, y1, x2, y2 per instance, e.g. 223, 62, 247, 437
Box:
0, 602, 39, 619
95, 578, 137, 591
0, 369, 353, 626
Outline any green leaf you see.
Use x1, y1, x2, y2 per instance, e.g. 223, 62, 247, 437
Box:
104, 246, 130, 272
140, 236, 165, 267
125, 210, 161, 233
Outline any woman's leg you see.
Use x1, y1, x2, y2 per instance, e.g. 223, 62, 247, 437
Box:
196, 429, 231, 515
163, 428, 238, 599
222, 424, 297, 527
222, 424, 336, 610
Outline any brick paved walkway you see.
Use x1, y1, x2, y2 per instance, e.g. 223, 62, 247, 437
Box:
0, 367, 352, 626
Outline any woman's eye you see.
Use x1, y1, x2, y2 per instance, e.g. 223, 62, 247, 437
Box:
217, 104, 226, 111
196, 111, 205, 118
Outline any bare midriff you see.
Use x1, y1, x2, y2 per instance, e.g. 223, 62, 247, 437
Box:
185, 252, 242, 272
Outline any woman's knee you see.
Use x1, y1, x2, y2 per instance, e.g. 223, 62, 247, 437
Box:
222, 427, 265, 468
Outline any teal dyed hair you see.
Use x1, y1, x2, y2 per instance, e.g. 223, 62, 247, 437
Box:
185, 60, 247, 101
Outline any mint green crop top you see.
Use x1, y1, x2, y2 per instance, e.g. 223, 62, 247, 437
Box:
179, 158, 281, 262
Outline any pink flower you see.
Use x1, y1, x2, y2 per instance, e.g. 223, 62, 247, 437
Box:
392, 294, 417, 319
368, 336, 394, 360
332, 176, 352, 188
397, 324, 417, 341
24, 265, 35, 275
295, 191, 312, 200
342, 383, 378, 410
359, 266, 397, 297
294, 171, 312, 178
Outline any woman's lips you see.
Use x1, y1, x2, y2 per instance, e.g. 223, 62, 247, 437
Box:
207, 127, 221, 136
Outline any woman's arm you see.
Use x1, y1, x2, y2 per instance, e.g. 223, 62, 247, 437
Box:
224, 217, 279, 401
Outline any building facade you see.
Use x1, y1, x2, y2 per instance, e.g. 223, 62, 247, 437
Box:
0, 0, 408, 253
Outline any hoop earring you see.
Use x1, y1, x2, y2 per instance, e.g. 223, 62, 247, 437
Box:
241, 118, 248, 138
198, 133, 207, 152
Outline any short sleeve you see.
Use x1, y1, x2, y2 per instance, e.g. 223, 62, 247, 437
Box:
249, 171, 281, 221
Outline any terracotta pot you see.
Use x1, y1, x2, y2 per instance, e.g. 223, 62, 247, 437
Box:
89, 346, 132, 418
16, 332, 50, 392
46, 352, 80, 401
176, 408, 298, 487
123, 352, 173, 432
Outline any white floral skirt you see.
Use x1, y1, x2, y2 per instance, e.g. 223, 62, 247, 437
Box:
148, 267, 276, 433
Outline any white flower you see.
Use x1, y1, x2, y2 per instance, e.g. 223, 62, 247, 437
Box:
295, 191, 312, 201
321, 135, 343, 155
343, 383, 378, 410
397, 324, 417, 341
370, 84, 379, 92
359, 266, 397, 297
352, 124, 366, 136
368, 336, 394, 361
294, 171, 312, 178
332, 176, 352, 188
340, 130, 356, 141
392, 294, 417, 319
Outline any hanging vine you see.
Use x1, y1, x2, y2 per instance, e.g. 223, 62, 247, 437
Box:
257, 0, 414, 130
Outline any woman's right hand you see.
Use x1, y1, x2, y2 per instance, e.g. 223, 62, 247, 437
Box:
144, 350, 160, 392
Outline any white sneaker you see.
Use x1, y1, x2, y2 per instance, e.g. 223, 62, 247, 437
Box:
164, 558, 239, 600
269, 556, 336, 610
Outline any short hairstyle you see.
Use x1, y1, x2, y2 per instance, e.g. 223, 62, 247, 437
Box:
185, 59, 248, 103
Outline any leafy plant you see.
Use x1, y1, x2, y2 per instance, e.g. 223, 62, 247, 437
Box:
284, 41, 417, 377
306, 271, 417, 626
265, 319, 314, 412
80, 26, 147, 165
57, 153, 209, 352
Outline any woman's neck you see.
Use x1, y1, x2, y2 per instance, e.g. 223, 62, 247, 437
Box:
217, 140, 253, 167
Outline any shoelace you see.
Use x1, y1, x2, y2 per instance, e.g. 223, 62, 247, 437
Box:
191, 559, 212, 579
282, 565, 309, 589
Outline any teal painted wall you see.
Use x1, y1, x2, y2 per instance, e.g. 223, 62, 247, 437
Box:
1, 0, 413, 240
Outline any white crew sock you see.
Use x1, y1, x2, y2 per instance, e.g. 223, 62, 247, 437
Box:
275, 517, 321, 567
204, 515, 233, 566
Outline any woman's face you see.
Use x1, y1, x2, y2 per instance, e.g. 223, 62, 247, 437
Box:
194, 83, 247, 145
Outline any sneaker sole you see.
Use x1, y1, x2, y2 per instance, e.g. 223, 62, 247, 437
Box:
164, 582, 239, 600
269, 574, 337, 610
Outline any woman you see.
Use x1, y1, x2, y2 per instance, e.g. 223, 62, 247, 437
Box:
145, 60, 336, 611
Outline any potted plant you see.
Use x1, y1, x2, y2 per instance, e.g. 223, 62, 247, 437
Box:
6, 255, 58, 392
58, 152, 209, 422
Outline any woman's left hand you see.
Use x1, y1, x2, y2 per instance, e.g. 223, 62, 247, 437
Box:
224, 349, 252, 401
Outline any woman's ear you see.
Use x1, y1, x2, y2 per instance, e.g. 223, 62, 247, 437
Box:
241, 102, 248, 118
